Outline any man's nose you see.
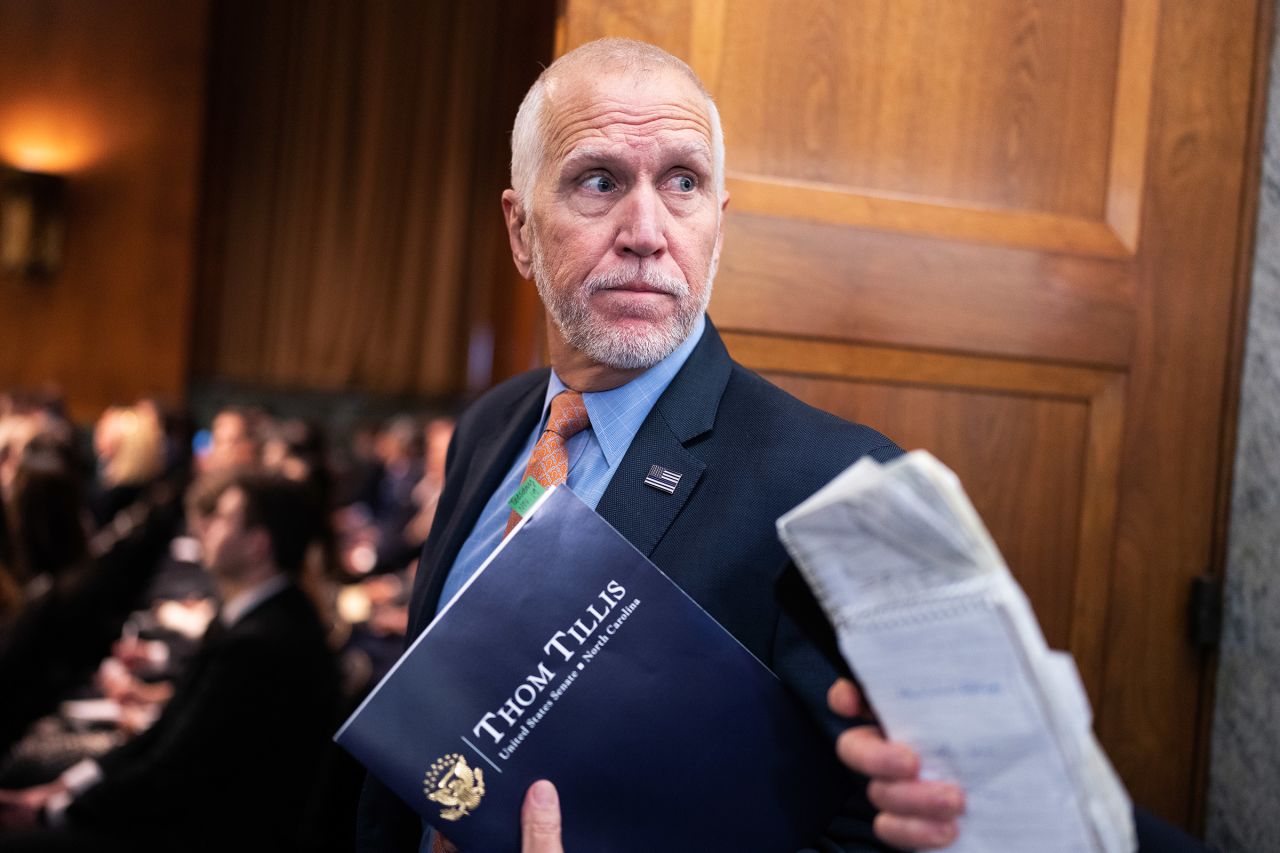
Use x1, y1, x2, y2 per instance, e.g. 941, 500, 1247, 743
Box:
615, 185, 667, 258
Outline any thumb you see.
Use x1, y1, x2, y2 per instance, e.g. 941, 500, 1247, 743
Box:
521, 780, 564, 853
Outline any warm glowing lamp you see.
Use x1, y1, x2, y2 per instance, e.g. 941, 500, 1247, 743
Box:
1, 167, 67, 280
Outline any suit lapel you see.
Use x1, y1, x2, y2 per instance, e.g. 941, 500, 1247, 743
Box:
415, 323, 730, 621
415, 373, 549, 622
596, 320, 732, 557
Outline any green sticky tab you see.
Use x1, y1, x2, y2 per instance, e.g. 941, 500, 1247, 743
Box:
507, 476, 546, 518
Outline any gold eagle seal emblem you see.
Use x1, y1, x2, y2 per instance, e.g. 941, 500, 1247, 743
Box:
424, 753, 486, 821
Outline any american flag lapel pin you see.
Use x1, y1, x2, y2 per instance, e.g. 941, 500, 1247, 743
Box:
643, 464, 682, 495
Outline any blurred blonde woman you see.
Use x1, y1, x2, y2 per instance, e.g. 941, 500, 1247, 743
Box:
96, 405, 164, 489
91, 404, 165, 529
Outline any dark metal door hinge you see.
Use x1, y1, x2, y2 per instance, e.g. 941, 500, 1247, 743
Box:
1188, 573, 1223, 650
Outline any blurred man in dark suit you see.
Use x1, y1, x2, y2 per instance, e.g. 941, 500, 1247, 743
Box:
0, 472, 340, 853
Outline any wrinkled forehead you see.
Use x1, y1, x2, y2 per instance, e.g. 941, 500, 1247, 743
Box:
540, 68, 715, 174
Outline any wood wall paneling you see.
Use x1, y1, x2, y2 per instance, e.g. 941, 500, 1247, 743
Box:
561, 0, 1268, 827
0, 0, 209, 422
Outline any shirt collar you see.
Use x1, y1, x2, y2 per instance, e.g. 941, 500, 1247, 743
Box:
543, 313, 707, 469
219, 574, 290, 627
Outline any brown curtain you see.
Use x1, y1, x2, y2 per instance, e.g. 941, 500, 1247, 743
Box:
196, 0, 553, 398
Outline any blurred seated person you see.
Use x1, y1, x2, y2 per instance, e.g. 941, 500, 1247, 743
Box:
330, 419, 454, 695
137, 398, 195, 484
95, 471, 231, 703
85, 474, 231, 733
262, 417, 356, 655
0, 393, 73, 508
333, 421, 382, 511
127, 406, 230, 608
372, 416, 423, 526
0, 439, 94, 743
262, 418, 329, 486
89, 401, 216, 608
197, 406, 264, 475
0, 437, 183, 758
0, 472, 342, 853
403, 417, 454, 545
338, 417, 423, 577
333, 561, 417, 698
339, 416, 452, 580
0, 475, 224, 787
89, 404, 165, 529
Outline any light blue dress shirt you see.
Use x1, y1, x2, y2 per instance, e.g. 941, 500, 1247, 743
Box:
421, 315, 705, 852
435, 313, 705, 611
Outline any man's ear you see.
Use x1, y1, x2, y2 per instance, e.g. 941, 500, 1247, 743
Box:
502, 189, 534, 280
712, 190, 730, 267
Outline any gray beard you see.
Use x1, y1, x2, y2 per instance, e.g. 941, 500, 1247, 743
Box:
532, 248, 714, 371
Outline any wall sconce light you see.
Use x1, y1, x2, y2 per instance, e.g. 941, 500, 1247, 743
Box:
1, 167, 67, 281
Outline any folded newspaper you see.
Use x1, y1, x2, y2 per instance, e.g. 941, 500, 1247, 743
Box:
777, 450, 1136, 853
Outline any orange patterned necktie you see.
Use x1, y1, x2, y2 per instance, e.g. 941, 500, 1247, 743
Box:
504, 390, 591, 535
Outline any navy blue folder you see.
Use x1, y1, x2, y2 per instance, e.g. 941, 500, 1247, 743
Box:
335, 486, 849, 852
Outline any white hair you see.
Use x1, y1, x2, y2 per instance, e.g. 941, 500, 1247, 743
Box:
509, 38, 726, 210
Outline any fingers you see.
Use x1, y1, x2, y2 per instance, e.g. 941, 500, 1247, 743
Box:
835, 725, 963, 848
868, 778, 965, 819
0, 784, 58, 809
826, 678, 866, 719
873, 813, 960, 850
836, 725, 919, 779
520, 780, 564, 853
860, 747, 964, 852
0, 796, 40, 832
828, 678, 967, 850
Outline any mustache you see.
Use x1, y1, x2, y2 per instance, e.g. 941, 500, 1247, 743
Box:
583, 266, 688, 297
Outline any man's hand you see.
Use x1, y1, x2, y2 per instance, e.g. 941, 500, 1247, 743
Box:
828, 678, 965, 850
0, 780, 66, 830
521, 780, 563, 853
111, 635, 167, 674
96, 658, 173, 719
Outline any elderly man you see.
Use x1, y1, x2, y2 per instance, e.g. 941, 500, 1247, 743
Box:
356, 37, 902, 852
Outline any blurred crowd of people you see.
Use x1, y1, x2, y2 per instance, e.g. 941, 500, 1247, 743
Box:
0, 387, 454, 852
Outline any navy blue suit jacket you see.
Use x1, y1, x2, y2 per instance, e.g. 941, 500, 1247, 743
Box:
357, 319, 901, 852
68, 583, 341, 852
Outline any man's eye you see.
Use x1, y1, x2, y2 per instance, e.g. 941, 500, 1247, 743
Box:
582, 175, 616, 193
667, 174, 697, 193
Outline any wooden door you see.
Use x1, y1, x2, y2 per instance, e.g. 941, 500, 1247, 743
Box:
557, 0, 1270, 827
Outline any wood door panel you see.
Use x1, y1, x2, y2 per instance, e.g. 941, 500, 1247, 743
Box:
770, 373, 1089, 649
711, 0, 1121, 217
713, 212, 1136, 366
725, 330, 1126, 705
